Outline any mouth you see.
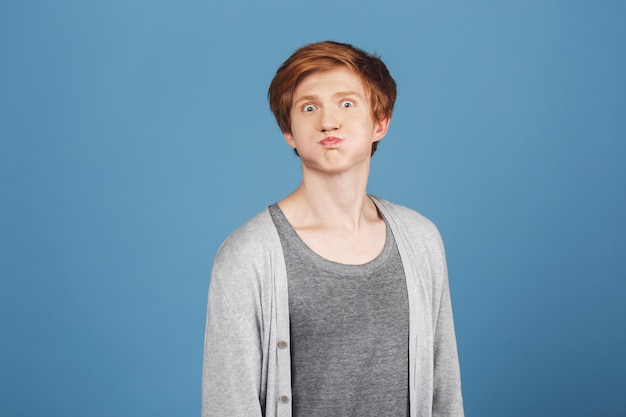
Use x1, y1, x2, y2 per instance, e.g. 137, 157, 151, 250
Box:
319, 136, 344, 147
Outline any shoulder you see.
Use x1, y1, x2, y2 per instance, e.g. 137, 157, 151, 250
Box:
371, 197, 449, 295
213, 208, 280, 267
209, 207, 284, 307
370, 195, 442, 243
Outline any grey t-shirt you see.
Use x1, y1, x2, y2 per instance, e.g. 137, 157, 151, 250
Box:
269, 204, 409, 417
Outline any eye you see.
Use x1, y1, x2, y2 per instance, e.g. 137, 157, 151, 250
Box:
303, 104, 316, 112
341, 100, 354, 108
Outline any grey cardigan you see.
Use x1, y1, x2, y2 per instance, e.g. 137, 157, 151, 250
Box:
202, 196, 464, 417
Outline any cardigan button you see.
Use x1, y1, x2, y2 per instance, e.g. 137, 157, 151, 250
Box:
278, 340, 288, 349
280, 395, 290, 404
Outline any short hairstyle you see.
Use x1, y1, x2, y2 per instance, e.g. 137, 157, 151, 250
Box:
268, 41, 397, 155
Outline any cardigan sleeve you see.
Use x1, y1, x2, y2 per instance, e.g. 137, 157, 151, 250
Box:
201, 227, 268, 417
432, 244, 464, 417
433, 264, 464, 417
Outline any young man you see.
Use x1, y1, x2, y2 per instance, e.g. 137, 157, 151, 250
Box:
202, 41, 464, 417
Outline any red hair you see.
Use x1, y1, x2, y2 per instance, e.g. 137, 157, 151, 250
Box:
268, 41, 396, 155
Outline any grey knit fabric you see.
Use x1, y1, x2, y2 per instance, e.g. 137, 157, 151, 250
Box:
202, 196, 464, 417
269, 204, 409, 417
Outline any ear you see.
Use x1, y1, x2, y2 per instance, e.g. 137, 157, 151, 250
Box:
372, 117, 390, 143
284, 131, 297, 149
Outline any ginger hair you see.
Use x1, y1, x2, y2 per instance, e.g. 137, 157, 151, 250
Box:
268, 41, 396, 155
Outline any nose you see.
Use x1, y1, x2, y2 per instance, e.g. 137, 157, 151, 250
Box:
318, 108, 340, 132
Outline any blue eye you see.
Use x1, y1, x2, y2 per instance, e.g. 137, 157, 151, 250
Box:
341, 101, 354, 108
303, 104, 316, 112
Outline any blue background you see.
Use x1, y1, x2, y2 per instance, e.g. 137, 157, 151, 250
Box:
2, 1, 625, 416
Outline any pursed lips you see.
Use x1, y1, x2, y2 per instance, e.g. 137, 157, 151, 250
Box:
319, 136, 344, 147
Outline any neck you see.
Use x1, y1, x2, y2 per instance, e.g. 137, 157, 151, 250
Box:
279, 163, 378, 230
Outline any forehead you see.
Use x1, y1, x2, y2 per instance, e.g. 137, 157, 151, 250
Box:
293, 66, 368, 97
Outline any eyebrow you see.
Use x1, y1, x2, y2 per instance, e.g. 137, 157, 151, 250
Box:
293, 91, 363, 106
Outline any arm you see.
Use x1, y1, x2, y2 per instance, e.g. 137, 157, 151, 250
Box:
201, 241, 266, 417
432, 261, 464, 417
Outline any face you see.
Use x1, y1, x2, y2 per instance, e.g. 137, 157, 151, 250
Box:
284, 66, 389, 175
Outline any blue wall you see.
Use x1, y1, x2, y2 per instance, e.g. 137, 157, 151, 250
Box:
2, 1, 625, 416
